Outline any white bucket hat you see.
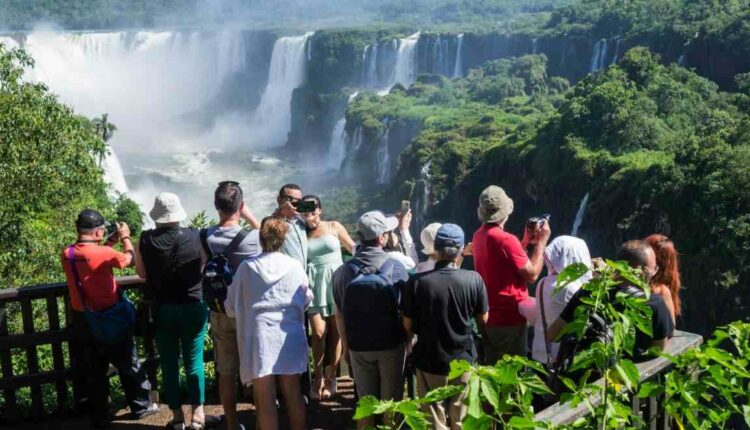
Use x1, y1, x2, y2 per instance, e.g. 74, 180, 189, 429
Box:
420, 222, 442, 255
149, 192, 187, 224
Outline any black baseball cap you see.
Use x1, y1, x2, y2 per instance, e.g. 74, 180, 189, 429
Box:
76, 209, 106, 230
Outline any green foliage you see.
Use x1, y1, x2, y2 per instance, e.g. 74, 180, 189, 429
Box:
0, 43, 138, 287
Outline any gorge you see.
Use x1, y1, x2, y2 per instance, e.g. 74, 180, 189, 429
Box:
2, 0, 750, 336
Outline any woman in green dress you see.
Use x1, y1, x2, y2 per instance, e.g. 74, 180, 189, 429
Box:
301, 195, 355, 400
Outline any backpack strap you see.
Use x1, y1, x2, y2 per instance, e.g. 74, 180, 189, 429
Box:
67, 245, 90, 312
224, 228, 250, 258
199, 228, 212, 258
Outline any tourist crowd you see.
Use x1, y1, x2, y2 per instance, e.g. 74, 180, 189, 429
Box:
61, 182, 679, 429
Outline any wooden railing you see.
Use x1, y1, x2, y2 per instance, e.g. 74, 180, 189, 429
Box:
0, 276, 182, 422
534, 330, 704, 428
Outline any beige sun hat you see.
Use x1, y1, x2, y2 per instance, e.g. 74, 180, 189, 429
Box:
420, 222, 443, 255
477, 185, 514, 224
149, 192, 187, 224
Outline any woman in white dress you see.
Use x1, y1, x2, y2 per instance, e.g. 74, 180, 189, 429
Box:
225, 217, 312, 430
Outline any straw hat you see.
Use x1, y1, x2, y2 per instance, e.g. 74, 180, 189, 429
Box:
420, 223, 442, 255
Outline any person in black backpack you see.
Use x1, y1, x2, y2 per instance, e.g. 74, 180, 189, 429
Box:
201, 181, 261, 430
547, 240, 674, 362
332, 211, 410, 430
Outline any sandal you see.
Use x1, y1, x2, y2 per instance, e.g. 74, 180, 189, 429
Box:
322, 376, 338, 400
190, 414, 223, 429
166, 421, 185, 430
310, 375, 323, 401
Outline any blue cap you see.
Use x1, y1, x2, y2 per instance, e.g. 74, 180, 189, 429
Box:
434, 223, 465, 250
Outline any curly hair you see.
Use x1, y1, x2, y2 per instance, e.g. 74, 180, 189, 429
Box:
260, 216, 288, 252
646, 234, 682, 317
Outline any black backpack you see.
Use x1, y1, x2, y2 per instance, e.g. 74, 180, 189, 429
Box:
549, 284, 645, 393
200, 228, 249, 313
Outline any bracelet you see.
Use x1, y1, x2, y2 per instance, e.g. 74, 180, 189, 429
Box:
120, 236, 131, 241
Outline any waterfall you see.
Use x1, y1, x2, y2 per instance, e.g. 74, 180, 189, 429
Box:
610, 36, 622, 65
589, 38, 608, 72
393, 32, 420, 87
375, 128, 391, 184
216, 30, 247, 78
678, 32, 698, 66
249, 32, 312, 147
413, 161, 432, 229
453, 33, 464, 78
571, 193, 590, 237
341, 125, 364, 172
431, 36, 449, 76
0, 36, 20, 49
327, 91, 359, 170
101, 147, 129, 195
531, 38, 538, 55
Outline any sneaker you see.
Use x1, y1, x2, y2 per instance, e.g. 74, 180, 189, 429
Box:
166, 421, 186, 430
322, 376, 338, 400
309, 376, 323, 401
133, 402, 160, 420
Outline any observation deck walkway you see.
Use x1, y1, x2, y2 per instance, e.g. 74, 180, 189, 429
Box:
0, 276, 701, 429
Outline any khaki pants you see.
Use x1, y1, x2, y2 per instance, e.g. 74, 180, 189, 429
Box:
416, 369, 470, 430
349, 344, 406, 401
480, 325, 527, 365
210, 312, 240, 376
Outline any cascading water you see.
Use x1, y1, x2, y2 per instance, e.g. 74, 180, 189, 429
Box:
431, 35, 450, 76
589, 38, 608, 72
678, 32, 699, 66
393, 32, 420, 87
101, 149, 129, 196
571, 193, 590, 237
250, 32, 313, 147
531, 38, 538, 55
327, 91, 359, 170
341, 126, 364, 173
12, 28, 296, 217
375, 127, 392, 185
413, 161, 432, 230
610, 36, 622, 65
453, 33, 464, 78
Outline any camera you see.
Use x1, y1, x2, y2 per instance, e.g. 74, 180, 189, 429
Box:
104, 220, 120, 241
294, 200, 317, 213
526, 213, 551, 230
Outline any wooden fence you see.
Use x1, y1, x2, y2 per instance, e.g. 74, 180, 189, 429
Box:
0, 276, 168, 421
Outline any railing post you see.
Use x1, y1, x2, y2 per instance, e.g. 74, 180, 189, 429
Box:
64, 297, 86, 409
0, 302, 18, 421
20, 298, 44, 417
46, 295, 68, 413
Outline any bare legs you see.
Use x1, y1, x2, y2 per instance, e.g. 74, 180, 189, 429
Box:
309, 313, 342, 399
219, 373, 238, 430
253, 374, 306, 430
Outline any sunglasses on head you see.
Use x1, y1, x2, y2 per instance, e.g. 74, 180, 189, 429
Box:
218, 180, 240, 187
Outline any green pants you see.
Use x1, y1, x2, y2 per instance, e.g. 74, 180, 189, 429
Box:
155, 302, 208, 409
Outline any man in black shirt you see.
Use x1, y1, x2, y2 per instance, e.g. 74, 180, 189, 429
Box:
547, 240, 674, 360
402, 224, 489, 430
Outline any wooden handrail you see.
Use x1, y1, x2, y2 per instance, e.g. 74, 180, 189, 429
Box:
534, 330, 704, 426
0, 275, 144, 301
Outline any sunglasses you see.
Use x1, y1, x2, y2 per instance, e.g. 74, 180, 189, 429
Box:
218, 180, 240, 187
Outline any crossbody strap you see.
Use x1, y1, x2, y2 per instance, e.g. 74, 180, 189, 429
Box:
199, 228, 212, 258
224, 228, 250, 260
538, 277, 553, 367
67, 245, 90, 312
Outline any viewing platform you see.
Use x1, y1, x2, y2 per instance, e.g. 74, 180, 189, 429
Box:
0, 276, 702, 428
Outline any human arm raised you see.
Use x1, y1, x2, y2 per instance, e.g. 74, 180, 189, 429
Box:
240, 203, 261, 230
518, 220, 551, 284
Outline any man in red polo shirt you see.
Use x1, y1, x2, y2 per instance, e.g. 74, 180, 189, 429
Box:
472, 186, 550, 363
61, 209, 157, 428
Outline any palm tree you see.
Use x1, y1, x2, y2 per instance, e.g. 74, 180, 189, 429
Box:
90, 113, 118, 164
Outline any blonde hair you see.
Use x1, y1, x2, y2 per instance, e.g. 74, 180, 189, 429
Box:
260, 217, 288, 252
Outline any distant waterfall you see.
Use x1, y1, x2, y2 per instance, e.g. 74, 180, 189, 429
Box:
327, 91, 359, 170
453, 34, 464, 78
375, 128, 392, 184
431, 35, 451, 76
393, 32, 420, 87
413, 161, 432, 230
250, 32, 312, 146
678, 32, 698, 66
589, 39, 608, 72
531, 38, 538, 55
0, 36, 19, 49
571, 193, 589, 237
610, 36, 622, 65
101, 148, 129, 195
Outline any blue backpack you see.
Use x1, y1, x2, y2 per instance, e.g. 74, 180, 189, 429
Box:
200, 228, 249, 313
343, 259, 404, 351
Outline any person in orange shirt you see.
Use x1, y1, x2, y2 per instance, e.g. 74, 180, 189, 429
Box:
61, 209, 158, 428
